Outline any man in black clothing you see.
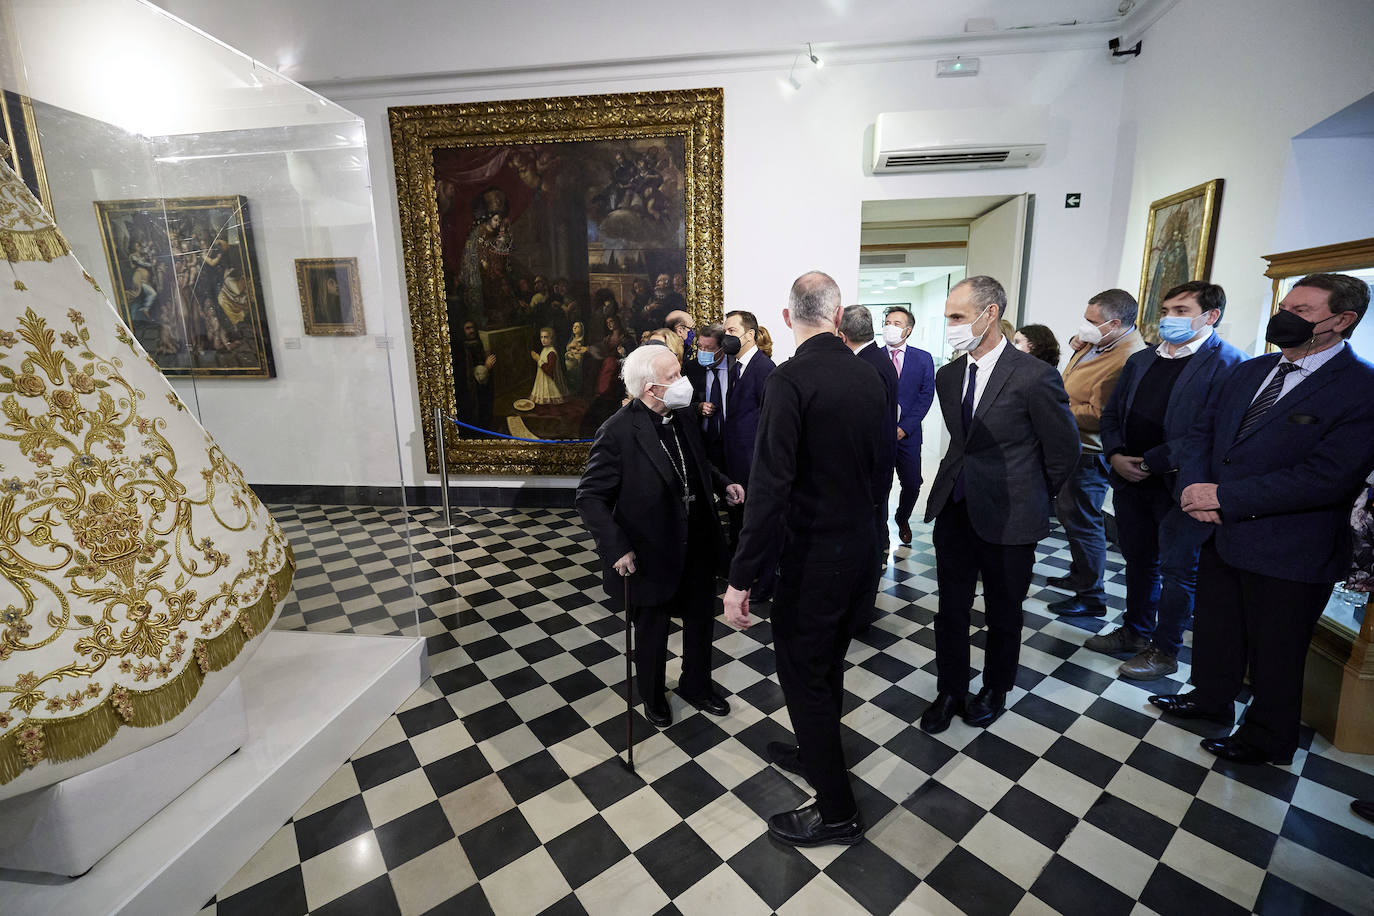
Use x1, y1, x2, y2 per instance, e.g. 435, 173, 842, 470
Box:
723, 271, 887, 847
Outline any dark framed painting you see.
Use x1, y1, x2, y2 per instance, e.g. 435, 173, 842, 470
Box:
1137, 178, 1223, 343
296, 257, 365, 336
390, 88, 724, 476
1, 90, 52, 214
93, 195, 275, 378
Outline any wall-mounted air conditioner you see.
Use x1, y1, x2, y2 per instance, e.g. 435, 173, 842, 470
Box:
873, 106, 1048, 173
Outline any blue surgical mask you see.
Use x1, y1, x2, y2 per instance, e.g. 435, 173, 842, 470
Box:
695, 349, 717, 367
1158, 315, 1202, 344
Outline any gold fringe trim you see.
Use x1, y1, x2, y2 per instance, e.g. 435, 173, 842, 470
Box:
0, 225, 71, 263
0, 547, 295, 785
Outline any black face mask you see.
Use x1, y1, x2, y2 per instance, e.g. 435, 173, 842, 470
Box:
722, 334, 742, 356
1264, 309, 1319, 348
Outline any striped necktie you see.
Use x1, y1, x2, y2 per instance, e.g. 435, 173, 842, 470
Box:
1236, 362, 1300, 440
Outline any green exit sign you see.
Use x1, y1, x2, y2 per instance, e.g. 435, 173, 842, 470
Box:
1065, 193, 1082, 208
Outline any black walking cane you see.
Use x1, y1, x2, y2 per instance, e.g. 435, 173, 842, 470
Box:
621, 571, 636, 773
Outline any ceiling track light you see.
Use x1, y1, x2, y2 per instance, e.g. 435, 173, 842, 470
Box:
807, 42, 824, 68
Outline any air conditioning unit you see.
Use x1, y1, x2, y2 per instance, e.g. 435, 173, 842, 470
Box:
873, 106, 1048, 173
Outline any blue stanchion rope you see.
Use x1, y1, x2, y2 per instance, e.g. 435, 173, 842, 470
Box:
446, 414, 594, 445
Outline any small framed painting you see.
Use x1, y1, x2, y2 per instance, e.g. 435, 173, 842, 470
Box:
295, 257, 365, 336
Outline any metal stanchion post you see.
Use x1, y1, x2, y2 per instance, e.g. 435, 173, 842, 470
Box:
433, 407, 452, 533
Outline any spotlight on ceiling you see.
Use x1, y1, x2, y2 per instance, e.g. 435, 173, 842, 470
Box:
808, 43, 824, 68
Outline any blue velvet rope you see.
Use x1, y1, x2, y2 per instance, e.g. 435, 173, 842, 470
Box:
447, 415, 594, 444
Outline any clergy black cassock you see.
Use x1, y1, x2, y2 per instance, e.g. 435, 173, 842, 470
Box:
728, 332, 888, 822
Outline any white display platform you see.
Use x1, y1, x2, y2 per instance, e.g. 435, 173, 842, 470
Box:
0, 630, 426, 916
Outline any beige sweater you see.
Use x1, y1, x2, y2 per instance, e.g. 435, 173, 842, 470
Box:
1062, 329, 1147, 452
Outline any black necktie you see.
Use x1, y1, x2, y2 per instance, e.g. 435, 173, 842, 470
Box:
706, 365, 723, 437
952, 363, 978, 503
726, 359, 741, 415
1236, 362, 1300, 440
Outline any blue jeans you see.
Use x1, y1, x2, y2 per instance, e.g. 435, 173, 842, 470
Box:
1113, 481, 1213, 654
1055, 453, 1110, 602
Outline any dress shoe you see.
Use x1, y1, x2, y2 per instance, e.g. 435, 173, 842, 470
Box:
1201, 735, 1291, 767
1046, 574, 1078, 590
963, 687, 1007, 728
1351, 799, 1374, 824
920, 692, 966, 734
1148, 692, 1233, 725
767, 741, 808, 781
897, 522, 913, 545
1048, 596, 1108, 617
1084, 626, 1149, 656
644, 696, 672, 728
767, 802, 865, 847
677, 687, 729, 717
1118, 646, 1178, 680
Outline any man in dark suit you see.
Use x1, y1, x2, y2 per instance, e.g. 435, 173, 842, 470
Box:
684, 323, 728, 471
880, 306, 936, 546
1154, 273, 1374, 766
723, 271, 887, 847
921, 276, 1080, 733
723, 309, 776, 597
577, 345, 745, 728
1093, 281, 1247, 680
841, 304, 899, 634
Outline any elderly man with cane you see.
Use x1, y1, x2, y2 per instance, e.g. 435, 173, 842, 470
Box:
577, 344, 744, 741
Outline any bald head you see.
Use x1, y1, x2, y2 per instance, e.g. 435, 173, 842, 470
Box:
788, 271, 842, 326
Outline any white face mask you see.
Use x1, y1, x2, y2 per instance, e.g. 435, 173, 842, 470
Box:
1077, 317, 1114, 346
945, 306, 990, 352
882, 324, 907, 348
652, 376, 694, 410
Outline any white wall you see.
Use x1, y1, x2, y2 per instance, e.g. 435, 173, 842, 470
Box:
1113, 0, 1374, 354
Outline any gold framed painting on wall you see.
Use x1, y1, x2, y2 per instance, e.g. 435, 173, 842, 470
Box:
0, 90, 52, 215
389, 88, 724, 476
296, 257, 365, 336
1137, 178, 1223, 343
1262, 238, 1374, 354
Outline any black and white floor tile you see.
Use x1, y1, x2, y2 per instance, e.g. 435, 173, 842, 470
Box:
200, 504, 1374, 915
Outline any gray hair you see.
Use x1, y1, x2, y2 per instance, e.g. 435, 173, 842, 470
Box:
620, 343, 676, 397
839, 305, 875, 343
953, 275, 1008, 319
1089, 288, 1139, 326
788, 271, 842, 326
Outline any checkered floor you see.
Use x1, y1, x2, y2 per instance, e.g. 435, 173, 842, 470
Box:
199, 504, 1374, 916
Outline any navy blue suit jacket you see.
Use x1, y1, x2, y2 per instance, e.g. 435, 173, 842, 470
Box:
1100, 331, 1247, 485
856, 342, 899, 477
724, 349, 775, 484
883, 343, 935, 441
1179, 344, 1374, 583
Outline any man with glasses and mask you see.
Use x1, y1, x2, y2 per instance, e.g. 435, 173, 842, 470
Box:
1092, 282, 1247, 681
1151, 273, 1374, 767
686, 322, 729, 470
723, 309, 776, 597
1048, 289, 1147, 618
920, 276, 1079, 733
578, 345, 745, 728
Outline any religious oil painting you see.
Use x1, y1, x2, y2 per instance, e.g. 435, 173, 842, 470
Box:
93, 195, 275, 378
1137, 179, 1222, 343
1, 90, 52, 214
390, 88, 723, 475
296, 257, 365, 336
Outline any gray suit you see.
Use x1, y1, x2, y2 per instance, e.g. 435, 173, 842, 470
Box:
924, 345, 1079, 694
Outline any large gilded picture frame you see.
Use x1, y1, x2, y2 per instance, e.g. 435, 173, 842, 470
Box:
1, 90, 52, 214
390, 88, 724, 476
1137, 178, 1223, 342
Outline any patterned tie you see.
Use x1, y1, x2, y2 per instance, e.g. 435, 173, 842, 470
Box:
890, 347, 902, 377
1236, 362, 1300, 440
706, 365, 723, 437
952, 363, 978, 503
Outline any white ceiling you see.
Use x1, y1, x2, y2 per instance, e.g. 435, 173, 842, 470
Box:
859, 266, 963, 291
148, 0, 1151, 84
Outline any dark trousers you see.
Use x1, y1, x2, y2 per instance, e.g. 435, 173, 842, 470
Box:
633, 554, 715, 705
728, 503, 776, 599
933, 500, 1036, 694
893, 438, 922, 525
773, 547, 870, 823
1055, 452, 1111, 602
1114, 481, 1212, 654
1190, 541, 1333, 759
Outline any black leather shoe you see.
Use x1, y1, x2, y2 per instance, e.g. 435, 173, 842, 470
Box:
1351, 799, 1374, 824
1148, 692, 1234, 725
1201, 735, 1291, 767
677, 688, 729, 717
963, 687, 1007, 728
1046, 574, 1077, 590
1048, 596, 1108, 617
897, 522, 913, 545
767, 741, 807, 781
920, 692, 966, 734
767, 803, 865, 847
644, 697, 672, 728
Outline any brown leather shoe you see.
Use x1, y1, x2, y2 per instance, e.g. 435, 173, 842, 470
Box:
1119, 646, 1178, 680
